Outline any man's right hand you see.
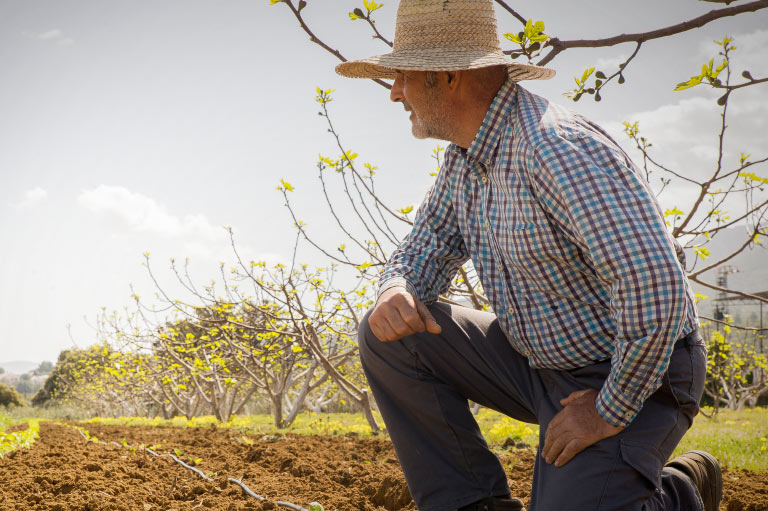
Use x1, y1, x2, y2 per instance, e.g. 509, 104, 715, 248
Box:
368, 287, 442, 342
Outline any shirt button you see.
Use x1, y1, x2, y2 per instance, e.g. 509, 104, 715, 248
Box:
524, 349, 531, 357
481, 176, 488, 184
508, 307, 515, 314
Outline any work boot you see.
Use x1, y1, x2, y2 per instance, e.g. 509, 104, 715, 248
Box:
457, 496, 526, 511
664, 450, 722, 511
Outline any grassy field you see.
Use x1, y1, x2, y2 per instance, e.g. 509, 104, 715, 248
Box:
673, 407, 768, 472
0, 411, 12, 432
6, 405, 767, 471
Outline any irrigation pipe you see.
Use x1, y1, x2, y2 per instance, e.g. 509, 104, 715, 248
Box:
226, 478, 265, 500
69, 423, 315, 511
144, 448, 213, 482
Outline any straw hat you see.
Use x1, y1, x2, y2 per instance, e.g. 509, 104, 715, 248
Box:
335, 0, 555, 81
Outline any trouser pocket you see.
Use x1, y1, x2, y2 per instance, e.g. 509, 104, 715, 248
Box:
597, 439, 663, 511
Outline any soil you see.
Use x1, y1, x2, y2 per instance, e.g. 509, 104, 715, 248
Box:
0, 421, 765, 510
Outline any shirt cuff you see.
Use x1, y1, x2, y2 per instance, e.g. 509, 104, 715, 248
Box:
376, 277, 419, 303
595, 379, 643, 427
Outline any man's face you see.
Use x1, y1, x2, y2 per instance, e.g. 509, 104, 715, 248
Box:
390, 70, 455, 141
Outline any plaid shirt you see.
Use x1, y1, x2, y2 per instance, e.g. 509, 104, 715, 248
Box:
379, 78, 699, 427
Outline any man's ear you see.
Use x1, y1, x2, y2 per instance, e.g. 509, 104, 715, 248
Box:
445, 70, 461, 91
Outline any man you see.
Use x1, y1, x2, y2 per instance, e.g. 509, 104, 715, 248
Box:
336, 0, 721, 510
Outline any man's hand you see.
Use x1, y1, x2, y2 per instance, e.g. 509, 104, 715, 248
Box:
368, 287, 442, 342
541, 389, 624, 467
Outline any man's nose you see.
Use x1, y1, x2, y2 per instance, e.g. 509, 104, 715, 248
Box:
390, 74, 404, 103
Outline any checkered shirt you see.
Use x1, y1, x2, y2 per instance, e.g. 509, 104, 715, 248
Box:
378, 78, 699, 427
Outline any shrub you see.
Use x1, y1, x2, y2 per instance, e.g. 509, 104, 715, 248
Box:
0, 383, 27, 407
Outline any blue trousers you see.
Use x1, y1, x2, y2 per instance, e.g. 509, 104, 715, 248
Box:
358, 302, 706, 511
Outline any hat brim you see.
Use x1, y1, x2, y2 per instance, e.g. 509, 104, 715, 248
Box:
335, 48, 555, 81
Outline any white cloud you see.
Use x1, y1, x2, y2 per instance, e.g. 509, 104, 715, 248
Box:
37, 29, 61, 40
77, 185, 280, 263
77, 185, 223, 240
12, 187, 48, 208
33, 28, 74, 46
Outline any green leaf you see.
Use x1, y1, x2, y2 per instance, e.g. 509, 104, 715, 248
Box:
524, 18, 533, 38
503, 32, 522, 44
580, 67, 595, 84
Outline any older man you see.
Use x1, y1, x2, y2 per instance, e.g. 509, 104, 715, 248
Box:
336, 1, 721, 510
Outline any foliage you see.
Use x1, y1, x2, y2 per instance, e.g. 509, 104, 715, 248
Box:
0, 383, 26, 408
85, 410, 383, 437
705, 324, 768, 413
32, 349, 86, 406
0, 420, 39, 458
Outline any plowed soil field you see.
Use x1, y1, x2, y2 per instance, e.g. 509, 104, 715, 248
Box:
0, 422, 766, 510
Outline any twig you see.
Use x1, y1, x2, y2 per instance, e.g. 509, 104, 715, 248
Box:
699, 315, 768, 332
494, 0, 527, 25
168, 476, 178, 497
280, 0, 391, 89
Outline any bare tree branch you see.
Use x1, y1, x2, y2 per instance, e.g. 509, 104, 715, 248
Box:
537, 1, 768, 66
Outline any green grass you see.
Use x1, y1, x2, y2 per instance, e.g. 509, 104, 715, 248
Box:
84, 411, 386, 437
36, 406, 768, 472
0, 410, 12, 432
673, 407, 768, 472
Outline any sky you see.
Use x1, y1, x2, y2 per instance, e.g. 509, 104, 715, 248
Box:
1, 0, 767, 365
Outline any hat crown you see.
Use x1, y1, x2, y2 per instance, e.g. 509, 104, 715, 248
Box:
393, 0, 503, 53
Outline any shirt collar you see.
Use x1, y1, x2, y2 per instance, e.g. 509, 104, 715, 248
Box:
465, 77, 518, 167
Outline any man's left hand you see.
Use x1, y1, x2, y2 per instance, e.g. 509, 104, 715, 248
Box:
541, 389, 625, 467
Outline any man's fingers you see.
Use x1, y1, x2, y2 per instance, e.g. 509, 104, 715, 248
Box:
542, 431, 570, 464
370, 314, 400, 342
553, 439, 587, 467
416, 300, 442, 334
396, 294, 428, 333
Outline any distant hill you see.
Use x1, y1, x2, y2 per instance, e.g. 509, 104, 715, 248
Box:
684, 226, 768, 324
0, 360, 39, 375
